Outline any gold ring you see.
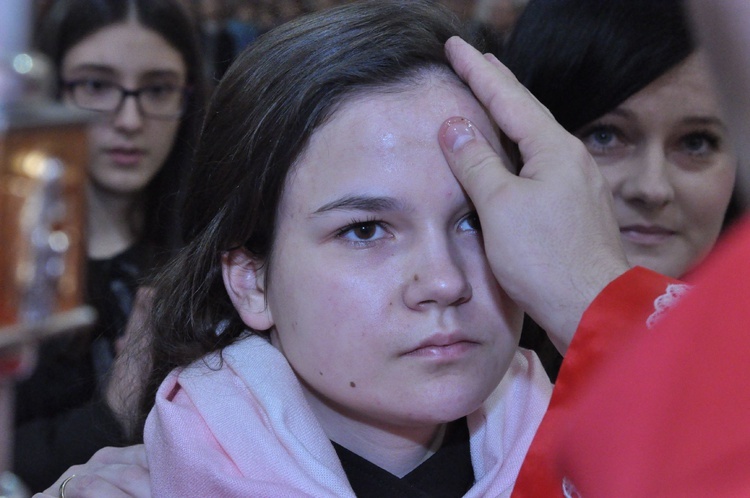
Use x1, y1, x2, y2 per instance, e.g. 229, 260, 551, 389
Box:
59, 474, 76, 498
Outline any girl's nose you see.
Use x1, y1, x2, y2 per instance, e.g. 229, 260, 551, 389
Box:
403, 236, 472, 310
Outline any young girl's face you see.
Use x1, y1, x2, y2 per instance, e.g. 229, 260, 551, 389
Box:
576, 53, 737, 278
228, 75, 521, 440
61, 21, 186, 197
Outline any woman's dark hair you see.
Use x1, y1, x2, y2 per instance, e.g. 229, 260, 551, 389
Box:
35, 0, 207, 259
502, 0, 694, 132
136, 0, 476, 433
503, 0, 741, 228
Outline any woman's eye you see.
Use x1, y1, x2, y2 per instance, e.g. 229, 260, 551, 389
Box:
592, 130, 614, 145
578, 124, 624, 154
680, 132, 719, 156
458, 212, 481, 232
337, 221, 389, 242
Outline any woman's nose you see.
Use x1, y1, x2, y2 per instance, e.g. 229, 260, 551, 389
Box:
620, 146, 675, 209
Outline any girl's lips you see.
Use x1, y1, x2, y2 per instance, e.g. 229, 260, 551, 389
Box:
404, 332, 480, 360
620, 225, 676, 245
405, 341, 479, 360
107, 148, 145, 166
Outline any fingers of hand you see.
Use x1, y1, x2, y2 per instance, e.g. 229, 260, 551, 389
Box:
444, 37, 559, 152
482, 52, 507, 71
46, 473, 132, 498
439, 117, 515, 208
91, 445, 148, 467
44, 465, 150, 498
43, 446, 149, 496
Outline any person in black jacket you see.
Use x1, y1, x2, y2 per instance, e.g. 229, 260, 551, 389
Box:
12, 0, 206, 491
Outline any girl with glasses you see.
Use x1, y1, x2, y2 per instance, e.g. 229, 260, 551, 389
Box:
12, 0, 206, 491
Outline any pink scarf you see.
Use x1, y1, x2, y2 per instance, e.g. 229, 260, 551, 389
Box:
145, 335, 552, 497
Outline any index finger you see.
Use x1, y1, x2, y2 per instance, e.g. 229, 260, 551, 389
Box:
90, 445, 148, 467
444, 37, 562, 149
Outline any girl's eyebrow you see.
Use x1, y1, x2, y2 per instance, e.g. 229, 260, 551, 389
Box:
312, 195, 405, 215
65, 63, 116, 75
65, 64, 184, 81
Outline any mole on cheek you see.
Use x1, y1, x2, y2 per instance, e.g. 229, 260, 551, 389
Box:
349, 381, 356, 388
413, 274, 419, 281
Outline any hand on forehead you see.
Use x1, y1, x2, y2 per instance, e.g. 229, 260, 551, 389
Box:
438, 36, 630, 347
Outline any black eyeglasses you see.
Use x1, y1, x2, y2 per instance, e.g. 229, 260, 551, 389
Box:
60, 79, 189, 119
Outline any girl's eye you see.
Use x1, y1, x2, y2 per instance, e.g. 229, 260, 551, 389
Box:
680, 132, 720, 156
458, 212, 481, 232
80, 79, 116, 95
336, 220, 389, 243
143, 83, 179, 101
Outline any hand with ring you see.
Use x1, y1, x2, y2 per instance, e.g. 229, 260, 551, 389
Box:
32, 445, 150, 498
58, 474, 76, 498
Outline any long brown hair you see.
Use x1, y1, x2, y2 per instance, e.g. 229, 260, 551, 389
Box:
136, 0, 478, 434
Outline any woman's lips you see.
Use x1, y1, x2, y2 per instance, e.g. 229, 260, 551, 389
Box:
620, 225, 676, 245
107, 148, 145, 166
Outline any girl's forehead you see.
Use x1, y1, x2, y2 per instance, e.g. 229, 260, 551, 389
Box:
62, 21, 186, 78
324, 77, 490, 146
278, 79, 487, 210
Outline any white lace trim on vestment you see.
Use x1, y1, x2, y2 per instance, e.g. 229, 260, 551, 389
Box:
646, 283, 691, 329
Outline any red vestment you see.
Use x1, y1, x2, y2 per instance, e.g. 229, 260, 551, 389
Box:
513, 217, 750, 497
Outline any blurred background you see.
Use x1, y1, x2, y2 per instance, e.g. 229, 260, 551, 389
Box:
33, 0, 529, 88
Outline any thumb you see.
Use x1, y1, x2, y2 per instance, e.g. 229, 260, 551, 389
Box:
439, 116, 517, 209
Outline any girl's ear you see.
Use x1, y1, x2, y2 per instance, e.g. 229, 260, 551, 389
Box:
222, 248, 274, 331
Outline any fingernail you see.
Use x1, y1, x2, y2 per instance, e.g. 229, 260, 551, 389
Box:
443, 117, 475, 152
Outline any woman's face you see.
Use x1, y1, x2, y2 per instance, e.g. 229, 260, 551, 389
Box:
61, 21, 186, 197
576, 53, 737, 278
233, 76, 520, 443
